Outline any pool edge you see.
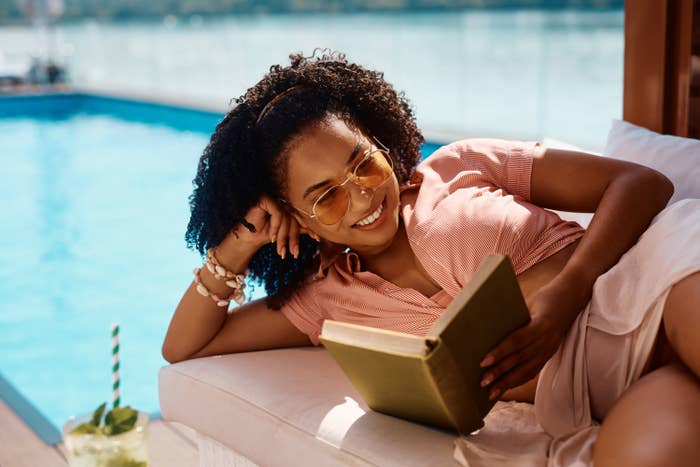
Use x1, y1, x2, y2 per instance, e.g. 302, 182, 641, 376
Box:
0, 370, 164, 445
0, 88, 463, 145
0, 371, 163, 446
0, 370, 62, 445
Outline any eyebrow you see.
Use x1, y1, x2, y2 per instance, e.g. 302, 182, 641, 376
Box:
302, 140, 364, 199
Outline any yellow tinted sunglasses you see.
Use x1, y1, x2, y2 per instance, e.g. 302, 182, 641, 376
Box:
288, 137, 394, 226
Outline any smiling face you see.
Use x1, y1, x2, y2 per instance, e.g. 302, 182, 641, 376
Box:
283, 115, 401, 257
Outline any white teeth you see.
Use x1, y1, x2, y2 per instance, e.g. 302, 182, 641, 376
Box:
356, 203, 383, 226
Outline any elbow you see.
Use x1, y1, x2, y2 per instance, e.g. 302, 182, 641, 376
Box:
650, 168, 674, 206
636, 166, 674, 208
161, 342, 187, 364
659, 173, 675, 205
161, 344, 176, 364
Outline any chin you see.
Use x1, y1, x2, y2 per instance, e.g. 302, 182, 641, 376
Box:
347, 193, 400, 252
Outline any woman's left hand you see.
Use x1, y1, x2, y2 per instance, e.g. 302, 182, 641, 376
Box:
478, 280, 584, 401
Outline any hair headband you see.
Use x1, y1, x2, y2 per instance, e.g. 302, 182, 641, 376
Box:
255, 85, 307, 126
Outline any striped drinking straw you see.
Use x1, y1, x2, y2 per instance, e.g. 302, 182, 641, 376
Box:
111, 323, 120, 408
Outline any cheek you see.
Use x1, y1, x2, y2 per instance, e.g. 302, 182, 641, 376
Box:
386, 179, 401, 205
316, 223, 345, 239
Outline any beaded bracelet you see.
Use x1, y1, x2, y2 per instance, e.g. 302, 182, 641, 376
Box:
205, 249, 247, 289
193, 267, 246, 308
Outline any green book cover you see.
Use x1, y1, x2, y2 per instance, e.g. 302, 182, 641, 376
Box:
318, 254, 531, 435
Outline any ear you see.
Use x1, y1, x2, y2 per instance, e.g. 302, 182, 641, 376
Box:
289, 210, 321, 241
289, 210, 309, 229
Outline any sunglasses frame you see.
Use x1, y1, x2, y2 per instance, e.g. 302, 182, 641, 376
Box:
285, 136, 394, 226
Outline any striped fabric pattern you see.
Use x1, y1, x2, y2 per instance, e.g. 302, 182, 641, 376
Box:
280, 138, 585, 346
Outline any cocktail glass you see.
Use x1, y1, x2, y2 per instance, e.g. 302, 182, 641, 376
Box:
62, 410, 150, 467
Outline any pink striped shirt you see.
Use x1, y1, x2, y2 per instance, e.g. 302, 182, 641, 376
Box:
280, 138, 585, 345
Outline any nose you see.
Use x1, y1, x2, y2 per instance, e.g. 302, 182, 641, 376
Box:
346, 182, 374, 215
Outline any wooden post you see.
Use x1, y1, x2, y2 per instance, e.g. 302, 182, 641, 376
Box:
623, 0, 697, 137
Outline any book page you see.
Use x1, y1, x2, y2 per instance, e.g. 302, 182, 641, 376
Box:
321, 320, 433, 356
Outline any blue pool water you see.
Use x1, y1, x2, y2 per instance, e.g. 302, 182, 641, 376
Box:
0, 94, 441, 434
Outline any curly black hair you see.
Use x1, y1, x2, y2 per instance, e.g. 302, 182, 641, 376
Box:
185, 48, 424, 309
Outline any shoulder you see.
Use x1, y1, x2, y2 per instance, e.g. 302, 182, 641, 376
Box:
420, 138, 538, 167
400, 138, 540, 233
413, 138, 513, 185
416, 137, 539, 198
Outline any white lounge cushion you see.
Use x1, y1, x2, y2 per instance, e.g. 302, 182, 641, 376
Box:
545, 121, 700, 229
604, 119, 700, 204
158, 347, 462, 467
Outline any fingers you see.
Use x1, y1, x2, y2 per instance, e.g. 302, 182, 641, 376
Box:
276, 215, 290, 259
288, 218, 301, 259
480, 323, 535, 368
480, 352, 522, 388
480, 338, 541, 388
257, 195, 282, 243
487, 357, 543, 401
256, 195, 321, 257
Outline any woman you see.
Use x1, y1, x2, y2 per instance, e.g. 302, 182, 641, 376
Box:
162, 50, 700, 466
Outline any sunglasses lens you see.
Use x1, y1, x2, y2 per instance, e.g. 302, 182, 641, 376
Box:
354, 150, 393, 188
315, 186, 350, 225
312, 149, 393, 225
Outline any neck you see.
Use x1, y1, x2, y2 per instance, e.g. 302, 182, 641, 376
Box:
357, 219, 414, 276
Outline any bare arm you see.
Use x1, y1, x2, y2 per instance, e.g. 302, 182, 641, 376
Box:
162, 293, 312, 364
529, 145, 674, 317
161, 195, 314, 364
480, 146, 673, 398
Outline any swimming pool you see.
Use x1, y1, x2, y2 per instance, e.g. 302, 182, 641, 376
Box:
0, 93, 442, 442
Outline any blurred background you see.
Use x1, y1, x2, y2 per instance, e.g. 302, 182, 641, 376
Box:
0, 0, 625, 438
1, 0, 624, 149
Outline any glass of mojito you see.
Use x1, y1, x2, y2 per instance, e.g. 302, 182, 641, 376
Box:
62, 404, 150, 467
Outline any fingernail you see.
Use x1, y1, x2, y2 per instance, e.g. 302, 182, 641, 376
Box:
270, 236, 275, 243
480, 375, 492, 387
281, 249, 286, 260
489, 388, 500, 401
292, 245, 299, 258
480, 356, 494, 367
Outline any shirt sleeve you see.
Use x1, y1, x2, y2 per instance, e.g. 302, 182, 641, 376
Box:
279, 282, 325, 346
446, 138, 540, 201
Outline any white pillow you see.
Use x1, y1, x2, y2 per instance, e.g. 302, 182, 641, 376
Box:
604, 119, 700, 205
545, 121, 700, 229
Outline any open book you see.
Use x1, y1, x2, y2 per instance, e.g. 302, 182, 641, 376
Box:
318, 254, 530, 435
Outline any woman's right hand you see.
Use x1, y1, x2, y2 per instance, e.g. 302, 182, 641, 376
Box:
216, 194, 319, 262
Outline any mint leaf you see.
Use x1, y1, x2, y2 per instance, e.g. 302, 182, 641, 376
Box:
70, 422, 100, 435
104, 406, 139, 436
91, 402, 107, 427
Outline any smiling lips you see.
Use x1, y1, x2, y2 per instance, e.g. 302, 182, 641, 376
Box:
354, 201, 384, 227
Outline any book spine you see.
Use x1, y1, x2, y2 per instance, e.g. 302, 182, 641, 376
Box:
417, 348, 455, 432
425, 341, 484, 435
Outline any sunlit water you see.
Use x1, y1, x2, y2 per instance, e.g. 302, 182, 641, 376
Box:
0, 114, 210, 427
1, 9, 623, 150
